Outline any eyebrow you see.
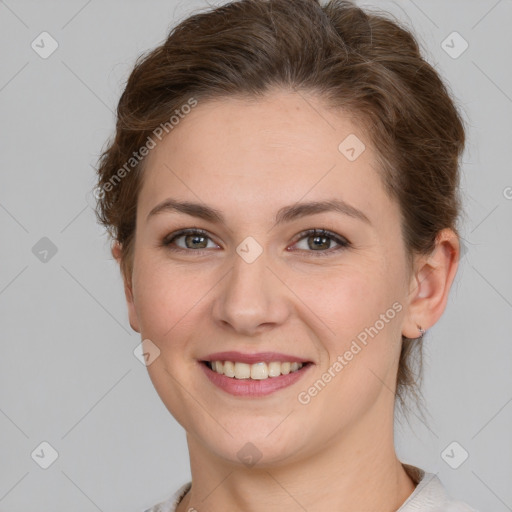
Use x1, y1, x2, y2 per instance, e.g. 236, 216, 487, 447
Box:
147, 198, 371, 226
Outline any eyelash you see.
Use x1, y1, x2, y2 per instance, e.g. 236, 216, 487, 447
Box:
161, 227, 350, 257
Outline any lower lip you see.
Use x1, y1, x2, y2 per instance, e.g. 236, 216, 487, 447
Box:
199, 361, 312, 397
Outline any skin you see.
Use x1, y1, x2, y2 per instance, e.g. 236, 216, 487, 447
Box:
112, 89, 459, 511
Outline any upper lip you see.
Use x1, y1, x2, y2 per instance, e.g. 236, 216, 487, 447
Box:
202, 351, 311, 364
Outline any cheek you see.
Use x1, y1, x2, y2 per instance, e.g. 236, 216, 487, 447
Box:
287, 264, 404, 391
132, 253, 201, 341
289, 263, 401, 338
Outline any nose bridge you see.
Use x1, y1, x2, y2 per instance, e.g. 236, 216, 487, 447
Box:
213, 238, 287, 333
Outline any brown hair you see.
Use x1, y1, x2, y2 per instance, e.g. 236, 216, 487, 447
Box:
94, 0, 465, 413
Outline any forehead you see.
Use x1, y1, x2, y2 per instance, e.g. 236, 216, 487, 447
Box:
138, 90, 397, 228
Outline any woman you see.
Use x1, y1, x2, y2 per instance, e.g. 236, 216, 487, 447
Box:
95, 0, 478, 510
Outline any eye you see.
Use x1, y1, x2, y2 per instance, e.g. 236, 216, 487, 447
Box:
162, 228, 220, 252
289, 228, 350, 256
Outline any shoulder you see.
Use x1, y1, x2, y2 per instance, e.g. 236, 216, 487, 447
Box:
399, 464, 480, 512
143, 482, 192, 512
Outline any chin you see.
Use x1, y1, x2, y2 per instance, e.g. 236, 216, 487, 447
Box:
197, 421, 309, 469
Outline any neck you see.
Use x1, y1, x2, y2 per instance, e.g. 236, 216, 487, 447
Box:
177, 400, 416, 512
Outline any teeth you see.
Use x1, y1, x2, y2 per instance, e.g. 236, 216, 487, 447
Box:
234, 362, 251, 379
212, 361, 224, 374
223, 361, 235, 377
207, 360, 305, 379
268, 361, 282, 377
250, 362, 267, 380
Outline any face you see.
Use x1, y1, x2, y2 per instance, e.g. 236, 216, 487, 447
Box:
124, 89, 416, 467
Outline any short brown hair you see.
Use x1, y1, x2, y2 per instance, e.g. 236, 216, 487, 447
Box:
95, 0, 465, 413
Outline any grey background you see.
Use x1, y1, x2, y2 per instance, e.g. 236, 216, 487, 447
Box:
0, 0, 511, 510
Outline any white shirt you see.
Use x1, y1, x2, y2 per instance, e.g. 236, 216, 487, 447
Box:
143, 465, 479, 512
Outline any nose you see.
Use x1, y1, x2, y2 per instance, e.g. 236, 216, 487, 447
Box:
212, 245, 291, 337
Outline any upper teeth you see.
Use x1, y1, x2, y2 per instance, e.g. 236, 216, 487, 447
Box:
209, 361, 304, 380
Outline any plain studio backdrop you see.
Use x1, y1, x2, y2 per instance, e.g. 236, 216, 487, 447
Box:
0, 0, 511, 510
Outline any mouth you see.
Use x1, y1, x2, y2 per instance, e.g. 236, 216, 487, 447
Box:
202, 360, 312, 380
198, 352, 314, 397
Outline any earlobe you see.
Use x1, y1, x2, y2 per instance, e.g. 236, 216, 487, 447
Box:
111, 241, 141, 333
402, 229, 459, 339
111, 241, 122, 263
124, 283, 140, 333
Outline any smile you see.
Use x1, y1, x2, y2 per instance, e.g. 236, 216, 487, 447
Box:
200, 360, 312, 397
205, 360, 306, 380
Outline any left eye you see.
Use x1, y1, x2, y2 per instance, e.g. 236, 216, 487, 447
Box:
291, 229, 349, 254
162, 228, 350, 255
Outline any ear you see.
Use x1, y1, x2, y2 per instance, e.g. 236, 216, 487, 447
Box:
401, 228, 460, 339
111, 241, 140, 333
